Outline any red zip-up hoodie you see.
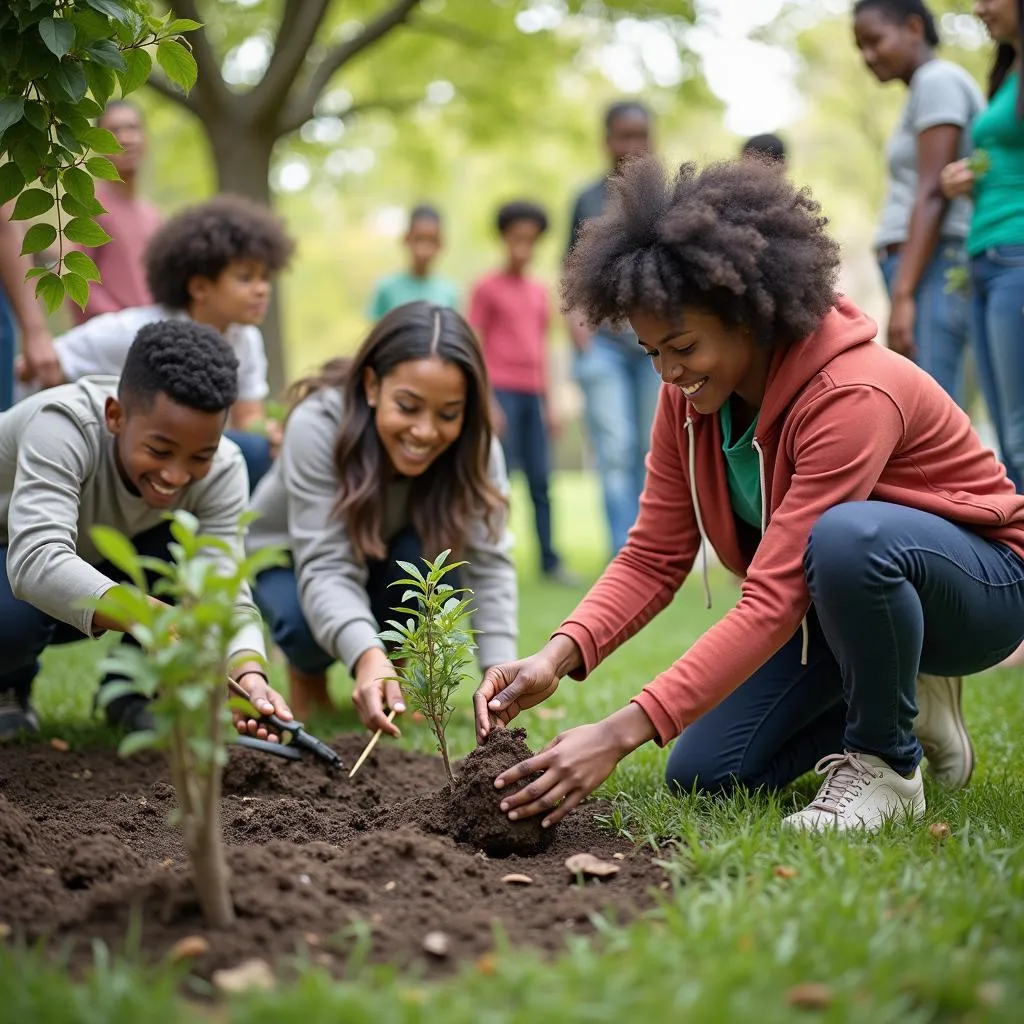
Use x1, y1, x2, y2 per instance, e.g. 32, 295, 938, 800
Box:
556, 298, 1024, 745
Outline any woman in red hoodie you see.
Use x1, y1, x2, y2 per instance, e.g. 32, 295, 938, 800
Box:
474, 156, 1024, 833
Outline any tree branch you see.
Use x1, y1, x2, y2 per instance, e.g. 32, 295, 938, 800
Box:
146, 70, 200, 113
168, 0, 230, 111
286, 0, 423, 133
249, 0, 331, 124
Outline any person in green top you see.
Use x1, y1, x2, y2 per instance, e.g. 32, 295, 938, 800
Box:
367, 205, 460, 320
941, 0, 1024, 493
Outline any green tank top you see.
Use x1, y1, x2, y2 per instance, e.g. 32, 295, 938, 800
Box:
719, 400, 762, 529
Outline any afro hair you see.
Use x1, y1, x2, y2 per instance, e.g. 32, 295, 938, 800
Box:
562, 156, 841, 347
119, 320, 239, 413
144, 194, 295, 310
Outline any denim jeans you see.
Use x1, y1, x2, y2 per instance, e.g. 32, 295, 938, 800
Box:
0, 287, 15, 412
494, 389, 559, 573
665, 501, 1024, 794
253, 525, 433, 675
574, 334, 661, 555
969, 246, 1024, 492
225, 430, 274, 493
0, 523, 174, 705
878, 240, 971, 405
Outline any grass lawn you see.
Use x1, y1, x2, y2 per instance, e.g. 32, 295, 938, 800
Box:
3, 472, 1024, 1022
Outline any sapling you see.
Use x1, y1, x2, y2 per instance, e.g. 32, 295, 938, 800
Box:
88, 510, 286, 928
377, 550, 477, 786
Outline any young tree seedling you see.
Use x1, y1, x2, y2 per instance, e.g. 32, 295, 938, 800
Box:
88, 510, 286, 928
377, 550, 477, 787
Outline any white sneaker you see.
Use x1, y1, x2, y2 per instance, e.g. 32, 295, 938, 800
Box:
782, 751, 925, 833
913, 674, 974, 789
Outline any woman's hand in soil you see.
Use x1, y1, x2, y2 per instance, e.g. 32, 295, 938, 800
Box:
232, 667, 293, 742
494, 706, 657, 827
352, 647, 405, 738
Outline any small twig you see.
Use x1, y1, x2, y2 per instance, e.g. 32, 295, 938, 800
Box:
348, 710, 396, 779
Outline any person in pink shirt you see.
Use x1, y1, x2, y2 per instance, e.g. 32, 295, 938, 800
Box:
68, 100, 162, 325
469, 201, 578, 586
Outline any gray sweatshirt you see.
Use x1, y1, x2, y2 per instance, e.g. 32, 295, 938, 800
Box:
246, 386, 518, 672
0, 377, 266, 660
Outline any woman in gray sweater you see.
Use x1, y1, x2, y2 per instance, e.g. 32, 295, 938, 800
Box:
246, 301, 518, 732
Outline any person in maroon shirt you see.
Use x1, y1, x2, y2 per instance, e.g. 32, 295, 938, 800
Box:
474, 156, 1024, 834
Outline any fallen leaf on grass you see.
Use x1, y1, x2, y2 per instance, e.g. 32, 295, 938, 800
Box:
928, 821, 951, 840
422, 931, 449, 957
786, 983, 833, 1010
476, 952, 497, 975
565, 853, 620, 878
774, 865, 798, 879
212, 958, 276, 993
49, 738, 69, 752
169, 935, 210, 962
500, 873, 533, 885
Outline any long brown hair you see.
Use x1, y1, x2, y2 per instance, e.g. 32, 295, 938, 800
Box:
988, 0, 1024, 118
287, 301, 505, 562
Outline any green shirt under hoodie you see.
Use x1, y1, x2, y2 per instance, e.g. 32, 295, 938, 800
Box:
719, 398, 762, 529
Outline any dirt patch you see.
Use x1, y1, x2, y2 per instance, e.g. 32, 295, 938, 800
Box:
0, 730, 668, 979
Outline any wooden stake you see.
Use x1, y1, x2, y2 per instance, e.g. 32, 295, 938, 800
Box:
348, 710, 396, 779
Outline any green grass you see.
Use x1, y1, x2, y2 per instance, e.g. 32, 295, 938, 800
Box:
3, 472, 1024, 1022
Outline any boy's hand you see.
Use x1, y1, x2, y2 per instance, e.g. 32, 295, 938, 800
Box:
232, 668, 293, 741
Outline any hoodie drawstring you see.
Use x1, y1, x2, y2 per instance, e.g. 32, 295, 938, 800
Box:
752, 437, 809, 666
685, 416, 713, 610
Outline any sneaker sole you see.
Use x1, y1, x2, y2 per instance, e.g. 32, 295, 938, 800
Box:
921, 675, 974, 790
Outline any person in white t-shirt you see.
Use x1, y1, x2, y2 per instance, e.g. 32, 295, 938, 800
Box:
19, 195, 295, 488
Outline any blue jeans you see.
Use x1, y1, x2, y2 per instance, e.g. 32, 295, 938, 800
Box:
665, 502, 1024, 793
494, 389, 559, 573
226, 430, 273, 493
574, 334, 661, 554
253, 526, 431, 675
970, 246, 1024, 492
0, 286, 16, 412
0, 523, 174, 706
878, 240, 971, 405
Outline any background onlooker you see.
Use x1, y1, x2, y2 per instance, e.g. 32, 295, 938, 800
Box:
367, 204, 459, 320
68, 100, 163, 325
741, 132, 788, 165
854, 0, 984, 405
565, 101, 662, 557
469, 200, 577, 585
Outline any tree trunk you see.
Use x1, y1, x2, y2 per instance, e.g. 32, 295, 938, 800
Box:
205, 124, 289, 396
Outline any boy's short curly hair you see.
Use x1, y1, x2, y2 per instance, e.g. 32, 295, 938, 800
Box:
119, 320, 239, 413
496, 200, 548, 235
562, 156, 841, 347
144, 194, 295, 309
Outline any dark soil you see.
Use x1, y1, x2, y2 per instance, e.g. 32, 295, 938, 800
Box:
0, 728, 668, 980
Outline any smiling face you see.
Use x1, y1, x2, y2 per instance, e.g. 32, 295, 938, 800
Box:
187, 258, 272, 333
974, 0, 1020, 43
105, 392, 226, 508
405, 217, 443, 276
364, 356, 467, 477
629, 307, 772, 415
853, 7, 924, 83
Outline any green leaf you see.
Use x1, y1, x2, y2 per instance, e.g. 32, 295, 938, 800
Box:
20, 222, 57, 256
118, 46, 151, 96
0, 96, 25, 138
60, 191, 106, 218
86, 38, 126, 71
90, 525, 145, 589
163, 18, 203, 35
10, 187, 54, 219
85, 0, 137, 26
63, 215, 112, 246
22, 101, 48, 133
0, 163, 26, 205
156, 38, 197, 92
38, 17, 76, 58
61, 164, 96, 204
51, 61, 87, 103
64, 248, 101, 282
118, 729, 158, 758
84, 61, 117, 108
62, 270, 89, 310
81, 126, 121, 154
85, 155, 120, 181
34, 271, 65, 313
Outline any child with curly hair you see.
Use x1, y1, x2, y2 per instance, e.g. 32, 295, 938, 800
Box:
19, 194, 295, 488
475, 156, 1024, 833
0, 321, 291, 737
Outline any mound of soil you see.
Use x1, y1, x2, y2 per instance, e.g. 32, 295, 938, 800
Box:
0, 729, 668, 979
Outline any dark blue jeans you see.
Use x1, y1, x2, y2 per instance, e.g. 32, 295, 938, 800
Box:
494, 389, 559, 573
666, 502, 1024, 793
969, 246, 1024, 492
0, 286, 16, 412
0, 523, 174, 705
226, 430, 273, 493
253, 526, 432, 675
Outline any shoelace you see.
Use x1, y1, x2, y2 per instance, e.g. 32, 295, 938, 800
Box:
806, 752, 882, 817
0, 688, 23, 715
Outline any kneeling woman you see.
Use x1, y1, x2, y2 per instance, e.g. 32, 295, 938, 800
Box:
248, 301, 517, 732
474, 156, 1024, 833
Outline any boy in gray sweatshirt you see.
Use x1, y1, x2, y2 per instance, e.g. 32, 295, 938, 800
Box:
0, 320, 290, 739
